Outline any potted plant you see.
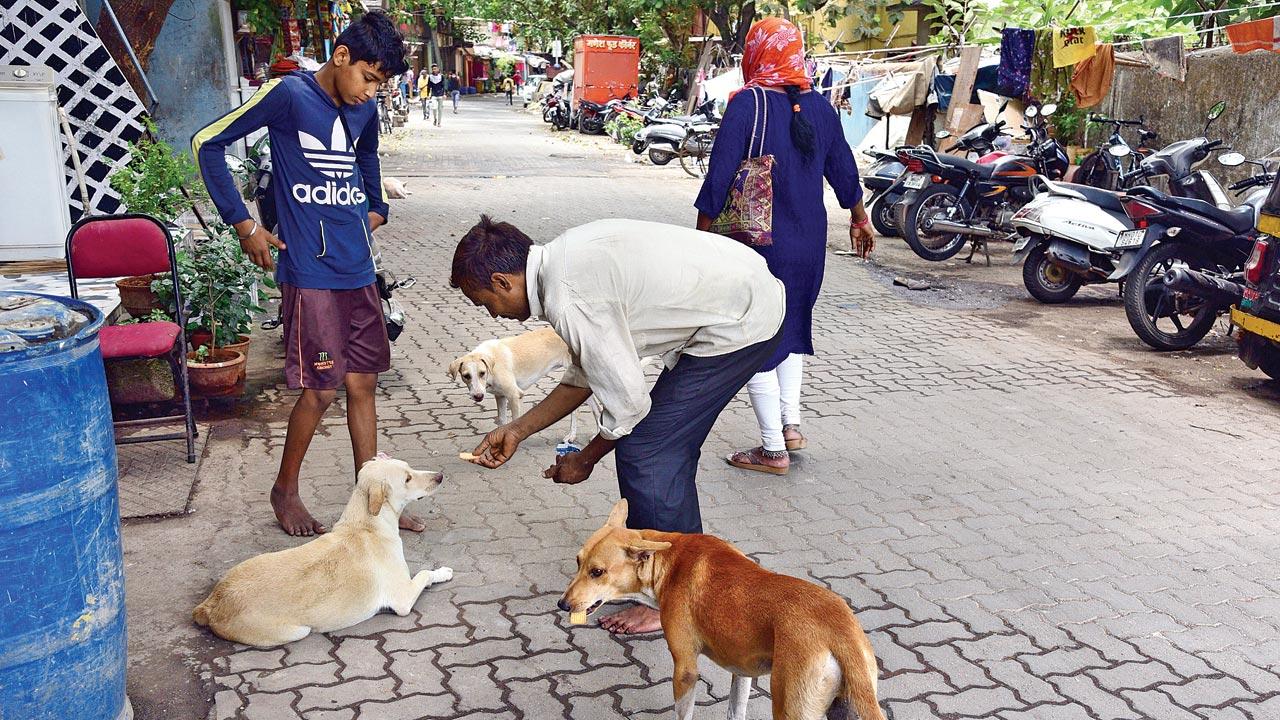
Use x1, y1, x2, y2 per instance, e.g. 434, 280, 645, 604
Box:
154, 225, 273, 396
108, 118, 201, 317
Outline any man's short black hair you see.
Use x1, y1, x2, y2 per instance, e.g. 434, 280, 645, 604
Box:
335, 10, 409, 77
450, 215, 533, 291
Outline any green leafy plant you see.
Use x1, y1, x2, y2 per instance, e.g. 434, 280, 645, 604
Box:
605, 114, 645, 145
1048, 94, 1088, 146
153, 225, 274, 349
194, 344, 210, 363
109, 118, 199, 224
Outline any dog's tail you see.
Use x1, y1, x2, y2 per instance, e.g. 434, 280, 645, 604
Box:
831, 639, 886, 720
192, 601, 211, 627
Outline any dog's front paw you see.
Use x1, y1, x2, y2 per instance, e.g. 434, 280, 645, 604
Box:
431, 567, 454, 583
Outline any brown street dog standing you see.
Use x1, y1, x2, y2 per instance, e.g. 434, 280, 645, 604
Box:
193, 457, 451, 647
559, 500, 886, 720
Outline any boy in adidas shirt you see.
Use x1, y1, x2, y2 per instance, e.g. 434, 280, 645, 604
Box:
193, 11, 416, 536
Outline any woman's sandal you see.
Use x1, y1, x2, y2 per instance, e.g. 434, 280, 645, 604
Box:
783, 424, 807, 451
726, 447, 790, 475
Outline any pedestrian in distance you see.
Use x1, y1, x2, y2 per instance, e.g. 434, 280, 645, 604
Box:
502, 75, 515, 105
399, 67, 411, 104
417, 69, 431, 121
191, 11, 416, 537
424, 64, 447, 126
452, 216, 786, 635
695, 17, 875, 476
448, 72, 462, 113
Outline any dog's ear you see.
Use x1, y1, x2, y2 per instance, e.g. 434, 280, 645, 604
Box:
367, 479, 388, 516
606, 499, 629, 528
626, 539, 670, 564
447, 358, 462, 380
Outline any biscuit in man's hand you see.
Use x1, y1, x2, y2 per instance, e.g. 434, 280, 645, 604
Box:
458, 452, 478, 462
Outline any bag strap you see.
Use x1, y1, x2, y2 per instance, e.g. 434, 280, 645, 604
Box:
746, 86, 769, 160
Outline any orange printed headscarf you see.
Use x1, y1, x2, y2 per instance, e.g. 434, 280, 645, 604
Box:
740, 18, 811, 93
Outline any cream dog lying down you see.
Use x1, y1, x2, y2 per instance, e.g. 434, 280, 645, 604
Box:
193, 457, 451, 647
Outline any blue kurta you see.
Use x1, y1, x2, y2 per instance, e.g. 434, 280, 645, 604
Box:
695, 88, 863, 371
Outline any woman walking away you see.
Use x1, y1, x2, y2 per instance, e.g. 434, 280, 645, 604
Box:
694, 17, 875, 476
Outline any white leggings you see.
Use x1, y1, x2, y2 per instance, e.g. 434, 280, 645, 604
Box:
746, 353, 804, 452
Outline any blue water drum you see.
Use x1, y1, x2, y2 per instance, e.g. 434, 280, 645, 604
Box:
0, 291, 129, 720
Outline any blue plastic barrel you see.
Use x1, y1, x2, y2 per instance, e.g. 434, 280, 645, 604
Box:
0, 291, 129, 720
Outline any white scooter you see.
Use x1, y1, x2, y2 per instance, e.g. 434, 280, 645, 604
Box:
1011, 103, 1234, 303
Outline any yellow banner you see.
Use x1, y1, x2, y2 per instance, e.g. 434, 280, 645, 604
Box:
1053, 26, 1097, 67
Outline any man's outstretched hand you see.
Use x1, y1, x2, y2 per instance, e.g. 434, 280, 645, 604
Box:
468, 424, 525, 468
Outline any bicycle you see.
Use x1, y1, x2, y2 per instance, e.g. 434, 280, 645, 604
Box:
678, 124, 717, 179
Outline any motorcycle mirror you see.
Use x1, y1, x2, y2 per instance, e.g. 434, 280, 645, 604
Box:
1207, 101, 1226, 121
1041, 103, 1058, 117
935, 130, 951, 139
1218, 151, 1246, 167
1109, 144, 1131, 158
1025, 106, 1039, 118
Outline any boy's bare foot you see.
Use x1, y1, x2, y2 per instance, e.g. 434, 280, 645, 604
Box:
399, 511, 426, 532
271, 485, 327, 536
599, 605, 662, 635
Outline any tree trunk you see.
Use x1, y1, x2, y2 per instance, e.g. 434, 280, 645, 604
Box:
95, 0, 178, 104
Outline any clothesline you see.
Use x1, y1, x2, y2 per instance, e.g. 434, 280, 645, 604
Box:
1086, 0, 1280, 31
809, 1, 1280, 60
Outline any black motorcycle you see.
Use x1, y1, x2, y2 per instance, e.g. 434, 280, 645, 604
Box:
1074, 114, 1159, 190
896, 102, 1069, 262
1120, 150, 1273, 350
864, 113, 1012, 239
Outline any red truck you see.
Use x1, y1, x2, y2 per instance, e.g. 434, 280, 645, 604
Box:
572, 35, 640, 109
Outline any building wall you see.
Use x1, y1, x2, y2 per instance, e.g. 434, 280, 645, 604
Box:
85, 0, 238, 156
1099, 48, 1280, 185
796, 7, 922, 53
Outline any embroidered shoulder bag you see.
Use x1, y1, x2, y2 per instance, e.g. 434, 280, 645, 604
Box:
709, 87, 775, 247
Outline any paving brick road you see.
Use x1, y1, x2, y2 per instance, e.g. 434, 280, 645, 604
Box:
123, 95, 1280, 720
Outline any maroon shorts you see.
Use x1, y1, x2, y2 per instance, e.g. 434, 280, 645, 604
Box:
281, 283, 390, 390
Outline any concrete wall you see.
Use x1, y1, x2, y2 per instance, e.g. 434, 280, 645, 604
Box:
85, 0, 238, 155
1099, 48, 1280, 185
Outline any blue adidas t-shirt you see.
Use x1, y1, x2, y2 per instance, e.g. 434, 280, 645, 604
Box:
193, 71, 389, 290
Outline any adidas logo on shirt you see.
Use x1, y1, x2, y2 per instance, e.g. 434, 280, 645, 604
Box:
292, 117, 367, 206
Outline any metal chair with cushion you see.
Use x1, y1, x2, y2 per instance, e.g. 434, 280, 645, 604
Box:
66, 214, 196, 463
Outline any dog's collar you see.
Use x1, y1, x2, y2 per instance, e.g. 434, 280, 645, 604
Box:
526, 245, 545, 320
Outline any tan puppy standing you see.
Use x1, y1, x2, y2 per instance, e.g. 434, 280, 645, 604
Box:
448, 327, 602, 440
193, 457, 452, 647
560, 500, 886, 720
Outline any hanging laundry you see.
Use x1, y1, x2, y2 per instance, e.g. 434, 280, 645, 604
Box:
1070, 44, 1114, 108
1142, 35, 1186, 81
998, 28, 1036, 98
1225, 17, 1280, 54
866, 58, 936, 118
1052, 26, 1097, 68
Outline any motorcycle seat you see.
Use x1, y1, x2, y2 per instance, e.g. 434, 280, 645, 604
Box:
1056, 182, 1127, 213
938, 154, 995, 178
1131, 187, 1256, 235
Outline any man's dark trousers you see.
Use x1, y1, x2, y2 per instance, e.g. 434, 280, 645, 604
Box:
614, 330, 782, 534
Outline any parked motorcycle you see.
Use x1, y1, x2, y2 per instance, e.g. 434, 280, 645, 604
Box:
1074, 114, 1158, 190
1012, 101, 1233, 303
1231, 170, 1280, 378
864, 113, 1013, 238
1118, 151, 1271, 350
896, 103, 1069, 262
632, 99, 718, 167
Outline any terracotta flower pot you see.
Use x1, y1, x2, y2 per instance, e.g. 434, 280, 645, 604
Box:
189, 331, 250, 362
115, 274, 163, 319
187, 348, 246, 397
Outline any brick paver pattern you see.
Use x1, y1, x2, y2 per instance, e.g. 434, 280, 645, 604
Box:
193, 97, 1280, 720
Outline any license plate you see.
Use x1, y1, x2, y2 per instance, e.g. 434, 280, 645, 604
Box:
1115, 229, 1146, 248
903, 173, 929, 189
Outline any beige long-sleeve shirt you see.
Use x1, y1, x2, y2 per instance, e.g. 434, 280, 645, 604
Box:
526, 219, 786, 440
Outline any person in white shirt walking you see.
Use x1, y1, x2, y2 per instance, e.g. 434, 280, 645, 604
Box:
452, 216, 785, 634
